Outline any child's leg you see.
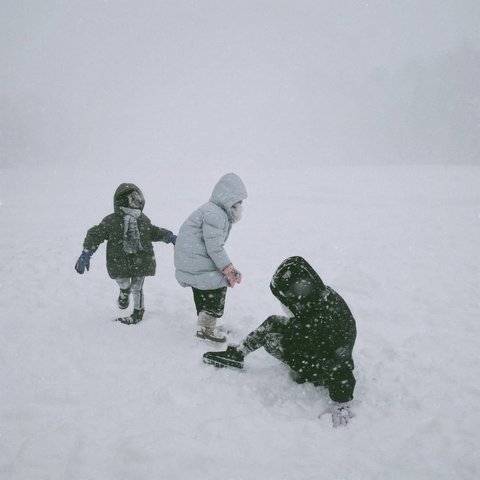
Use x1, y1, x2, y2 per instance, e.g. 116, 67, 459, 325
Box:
115, 278, 131, 290
115, 277, 145, 325
202, 316, 290, 368
115, 278, 131, 309
192, 287, 227, 342
238, 315, 290, 360
130, 276, 145, 310
192, 287, 227, 318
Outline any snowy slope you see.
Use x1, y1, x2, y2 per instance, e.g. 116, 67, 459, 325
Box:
0, 163, 479, 480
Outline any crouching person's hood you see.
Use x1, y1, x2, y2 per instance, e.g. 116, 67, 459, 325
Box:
113, 183, 145, 212
270, 256, 326, 314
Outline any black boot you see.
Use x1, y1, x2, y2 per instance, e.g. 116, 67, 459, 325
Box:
203, 346, 244, 369
116, 308, 144, 325
117, 288, 130, 310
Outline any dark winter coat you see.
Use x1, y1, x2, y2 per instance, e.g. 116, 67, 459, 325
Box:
270, 256, 357, 403
82, 183, 173, 279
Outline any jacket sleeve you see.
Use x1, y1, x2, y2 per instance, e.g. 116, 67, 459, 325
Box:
324, 346, 356, 403
202, 212, 231, 270
297, 321, 356, 402
83, 216, 112, 252
150, 225, 174, 242
140, 215, 173, 243
324, 295, 357, 402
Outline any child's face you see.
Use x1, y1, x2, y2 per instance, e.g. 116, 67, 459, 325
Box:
230, 201, 244, 223
128, 191, 144, 209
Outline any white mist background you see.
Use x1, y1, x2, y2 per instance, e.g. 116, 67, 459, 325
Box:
1, 0, 479, 170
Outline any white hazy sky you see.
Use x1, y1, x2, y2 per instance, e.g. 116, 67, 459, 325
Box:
1, 0, 479, 167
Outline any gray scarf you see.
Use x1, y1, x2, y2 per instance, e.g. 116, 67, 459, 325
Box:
119, 207, 143, 254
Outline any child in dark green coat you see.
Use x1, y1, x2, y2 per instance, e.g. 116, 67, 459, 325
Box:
75, 183, 176, 324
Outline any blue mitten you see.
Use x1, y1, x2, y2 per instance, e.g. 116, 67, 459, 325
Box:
75, 249, 93, 274
164, 231, 177, 245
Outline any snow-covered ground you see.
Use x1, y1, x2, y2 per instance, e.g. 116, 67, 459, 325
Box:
0, 162, 479, 479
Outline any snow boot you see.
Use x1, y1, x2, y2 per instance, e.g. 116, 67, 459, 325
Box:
117, 288, 130, 309
203, 346, 244, 369
196, 312, 226, 343
116, 308, 144, 325
196, 327, 227, 343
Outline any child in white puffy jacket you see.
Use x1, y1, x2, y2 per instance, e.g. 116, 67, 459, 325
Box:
174, 173, 248, 342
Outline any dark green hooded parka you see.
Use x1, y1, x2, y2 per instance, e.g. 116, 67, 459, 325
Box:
270, 256, 357, 403
83, 183, 173, 279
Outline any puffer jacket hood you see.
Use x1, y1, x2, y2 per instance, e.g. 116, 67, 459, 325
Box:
113, 183, 145, 213
270, 256, 326, 313
209, 173, 248, 212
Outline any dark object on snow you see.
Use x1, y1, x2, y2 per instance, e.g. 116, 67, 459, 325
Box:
204, 256, 357, 404
204, 346, 244, 368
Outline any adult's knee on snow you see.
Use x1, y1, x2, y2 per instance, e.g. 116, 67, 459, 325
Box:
261, 315, 290, 331
263, 332, 285, 360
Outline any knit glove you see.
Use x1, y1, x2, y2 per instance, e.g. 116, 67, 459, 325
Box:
164, 231, 177, 245
223, 263, 242, 287
328, 402, 353, 428
75, 249, 93, 274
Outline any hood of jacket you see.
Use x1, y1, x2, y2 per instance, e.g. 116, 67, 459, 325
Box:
113, 183, 145, 213
209, 173, 248, 213
270, 256, 326, 315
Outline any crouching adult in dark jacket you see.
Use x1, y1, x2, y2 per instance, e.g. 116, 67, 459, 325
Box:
203, 256, 357, 427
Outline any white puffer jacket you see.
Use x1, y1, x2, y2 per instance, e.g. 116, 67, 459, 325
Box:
174, 173, 248, 290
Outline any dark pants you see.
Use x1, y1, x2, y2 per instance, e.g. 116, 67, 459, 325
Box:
242, 315, 290, 360
192, 287, 227, 318
241, 315, 328, 386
